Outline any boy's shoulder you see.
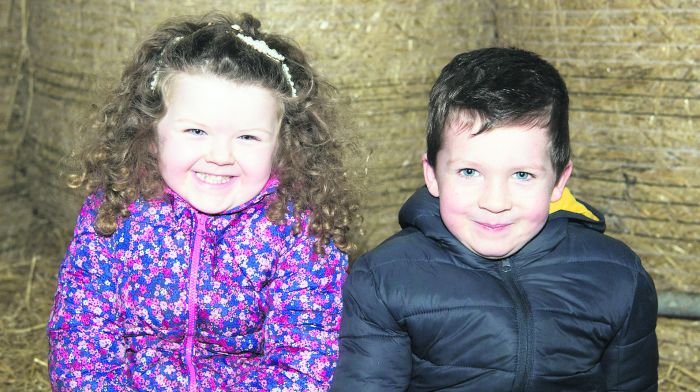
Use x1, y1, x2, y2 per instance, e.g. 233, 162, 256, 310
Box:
351, 226, 449, 273
548, 191, 645, 272
557, 215, 644, 273
568, 225, 639, 262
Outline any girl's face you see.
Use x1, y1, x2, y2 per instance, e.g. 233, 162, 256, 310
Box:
156, 73, 281, 214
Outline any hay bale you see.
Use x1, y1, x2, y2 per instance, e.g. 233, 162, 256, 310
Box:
6, 0, 497, 255
493, 0, 700, 294
2, 0, 699, 388
658, 317, 700, 391
0, 255, 54, 391
0, 1, 33, 257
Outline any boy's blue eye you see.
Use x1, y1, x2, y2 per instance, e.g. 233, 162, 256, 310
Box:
459, 168, 479, 177
513, 171, 532, 180
186, 128, 206, 136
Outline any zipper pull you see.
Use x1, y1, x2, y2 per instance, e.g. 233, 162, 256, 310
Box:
500, 259, 512, 273
195, 213, 207, 236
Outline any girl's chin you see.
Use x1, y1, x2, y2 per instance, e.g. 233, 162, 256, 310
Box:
185, 196, 236, 214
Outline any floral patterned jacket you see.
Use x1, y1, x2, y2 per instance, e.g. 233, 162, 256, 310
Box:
47, 178, 347, 391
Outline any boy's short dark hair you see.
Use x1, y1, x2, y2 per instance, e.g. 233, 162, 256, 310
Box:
426, 47, 571, 179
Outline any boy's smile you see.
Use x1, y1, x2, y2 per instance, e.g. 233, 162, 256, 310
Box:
423, 118, 572, 259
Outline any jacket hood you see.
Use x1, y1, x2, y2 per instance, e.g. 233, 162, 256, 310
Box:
548, 187, 605, 231
398, 186, 606, 264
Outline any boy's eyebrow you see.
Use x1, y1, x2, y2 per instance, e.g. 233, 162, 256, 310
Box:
517, 163, 550, 172
444, 157, 480, 167
445, 156, 550, 172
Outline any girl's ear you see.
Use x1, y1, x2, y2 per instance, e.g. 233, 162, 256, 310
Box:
150, 120, 162, 155
550, 160, 573, 202
422, 153, 440, 197
149, 136, 158, 155
270, 120, 284, 165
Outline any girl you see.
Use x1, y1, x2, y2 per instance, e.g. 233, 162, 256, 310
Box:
47, 12, 358, 392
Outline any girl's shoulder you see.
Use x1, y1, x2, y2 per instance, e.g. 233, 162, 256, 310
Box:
78, 191, 174, 233
80, 190, 163, 215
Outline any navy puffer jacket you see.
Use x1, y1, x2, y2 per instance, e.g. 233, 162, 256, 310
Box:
332, 187, 657, 391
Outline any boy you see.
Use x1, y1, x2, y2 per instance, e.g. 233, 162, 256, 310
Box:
331, 48, 658, 391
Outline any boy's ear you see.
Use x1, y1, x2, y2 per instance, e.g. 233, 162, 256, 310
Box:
422, 154, 440, 197
550, 160, 573, 202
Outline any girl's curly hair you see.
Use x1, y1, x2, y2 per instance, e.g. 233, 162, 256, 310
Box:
70, 12, 360, 254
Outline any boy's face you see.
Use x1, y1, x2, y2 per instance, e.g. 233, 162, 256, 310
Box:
423, 118, 572, 259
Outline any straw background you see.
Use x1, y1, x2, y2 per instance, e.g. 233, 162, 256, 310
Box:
0, 0, 698, 390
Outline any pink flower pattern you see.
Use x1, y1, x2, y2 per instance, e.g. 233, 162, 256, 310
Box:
47, 179, 347, 391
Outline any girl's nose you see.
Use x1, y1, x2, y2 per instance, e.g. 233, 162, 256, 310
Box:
478, 179, 512, 213
205, 141, 236, 165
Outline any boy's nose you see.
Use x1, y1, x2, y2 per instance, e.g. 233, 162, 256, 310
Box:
205, 141, 236, 165
478, 180, 512, 213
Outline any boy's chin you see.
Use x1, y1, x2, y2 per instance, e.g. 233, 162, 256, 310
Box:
467, 244, 521, 260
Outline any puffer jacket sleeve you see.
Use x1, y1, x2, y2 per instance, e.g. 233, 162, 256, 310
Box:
47, 194, 134, 391
602, 264, 659, 391
230, 231, 348, 392
330, 258, 412, 391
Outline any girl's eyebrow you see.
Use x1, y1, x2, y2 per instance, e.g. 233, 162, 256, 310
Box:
172, 118, 278, 135
172, 118, 207, 127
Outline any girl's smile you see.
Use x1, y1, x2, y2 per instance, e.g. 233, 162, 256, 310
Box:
156, 73, 282, 214
195, 172, 233, 185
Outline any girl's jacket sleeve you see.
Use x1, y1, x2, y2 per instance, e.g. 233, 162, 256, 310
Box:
47, 194, 135, 391
330, 258, 412, 391
602, 265, 659, 391
229, 231, 348, 392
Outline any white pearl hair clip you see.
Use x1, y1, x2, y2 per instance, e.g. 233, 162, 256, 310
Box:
231, 24, 297, 97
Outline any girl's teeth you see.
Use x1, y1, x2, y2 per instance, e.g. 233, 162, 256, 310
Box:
196, 173, 231, 184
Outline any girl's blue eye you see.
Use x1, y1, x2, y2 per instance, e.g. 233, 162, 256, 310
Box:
459, 168, 479, 177
513, 171, 532, 180
239, 134, 261, 141
187, 128, 206, 136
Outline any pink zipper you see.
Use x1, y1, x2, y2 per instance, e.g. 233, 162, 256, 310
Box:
186, 213, 206, 392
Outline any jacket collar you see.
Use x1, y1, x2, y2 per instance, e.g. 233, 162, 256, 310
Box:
163, 176, 279, 222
